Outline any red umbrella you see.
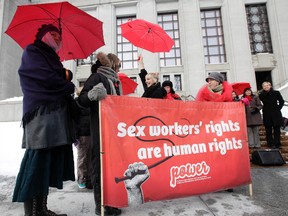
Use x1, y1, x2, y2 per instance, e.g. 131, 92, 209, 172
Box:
118, 73, 138, 95
121, 19, 174, 53
5, 1, 105, 61
232, 82, 251, 95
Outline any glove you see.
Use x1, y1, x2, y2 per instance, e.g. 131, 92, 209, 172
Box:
241, 98, 249, 106
62, 68, 73, 81
87, 83, 107, 101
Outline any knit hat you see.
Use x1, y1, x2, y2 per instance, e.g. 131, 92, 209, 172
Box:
35, 24, 61, 41
162, 80, 173, 88
162, 80, 175, 94
205, 72, 224, 83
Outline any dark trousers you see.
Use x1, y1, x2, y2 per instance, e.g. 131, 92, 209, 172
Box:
265, 125, 281, 148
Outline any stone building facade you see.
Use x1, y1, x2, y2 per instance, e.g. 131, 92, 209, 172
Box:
0, 0, 287, 100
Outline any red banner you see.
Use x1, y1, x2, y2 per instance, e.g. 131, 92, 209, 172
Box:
100, 96, 251, 208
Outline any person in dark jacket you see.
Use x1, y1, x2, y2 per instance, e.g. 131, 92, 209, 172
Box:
75, 87, 93, 189
13, 24, 76, 216
138, 55, 167, 99
242, 88, 263, 148
78, 52, 122, 216
259, 81, 284, 149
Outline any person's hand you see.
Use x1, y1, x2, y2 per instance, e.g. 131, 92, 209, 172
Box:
241, 98, 249, 106
62, 68, 73, 81
124, 162, 149, 189
87, 83, 107, 101
138, 55, 145, 69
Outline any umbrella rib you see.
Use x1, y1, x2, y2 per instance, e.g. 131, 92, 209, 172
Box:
5, 18, 57, 32
34, 5, 59, 24
6, 2, 105, 61
152, 29, 173, 50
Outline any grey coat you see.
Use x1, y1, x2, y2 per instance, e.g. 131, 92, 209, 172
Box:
244, 95, 263, 126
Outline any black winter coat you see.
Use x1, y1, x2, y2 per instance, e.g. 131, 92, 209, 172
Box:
78, 69, 120, 184
75, 98, 90, 137
259, 89, 284, 126
139, 69, 167, 99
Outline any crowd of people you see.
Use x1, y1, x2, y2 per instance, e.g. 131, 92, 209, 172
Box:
12, 24, 286, 216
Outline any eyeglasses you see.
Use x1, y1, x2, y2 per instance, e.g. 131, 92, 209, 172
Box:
118, 63, 121, 69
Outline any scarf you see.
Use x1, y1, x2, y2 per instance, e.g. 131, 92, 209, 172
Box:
245, 95, 253, 101
97, 66, 123, 95
208, 84, 223, 94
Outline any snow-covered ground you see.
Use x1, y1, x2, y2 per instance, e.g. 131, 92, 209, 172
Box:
0, 121, 78, 176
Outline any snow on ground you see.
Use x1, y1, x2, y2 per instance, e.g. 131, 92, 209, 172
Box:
0, 121, 24, 176
0, 121, 78, 177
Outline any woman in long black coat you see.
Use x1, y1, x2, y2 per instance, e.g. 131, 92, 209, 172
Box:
259, 81, 284, 148
78, 52, 122, 216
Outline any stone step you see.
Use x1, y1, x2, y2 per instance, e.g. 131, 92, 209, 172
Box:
249, 125, 288, 162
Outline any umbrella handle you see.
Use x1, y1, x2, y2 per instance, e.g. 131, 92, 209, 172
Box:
138, 49, 143, 60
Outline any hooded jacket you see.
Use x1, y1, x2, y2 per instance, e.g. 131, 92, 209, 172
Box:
195, 81, 233, 102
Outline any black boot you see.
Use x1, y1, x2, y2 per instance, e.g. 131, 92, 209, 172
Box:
104, 206, 122, 215
24, 199, 37, 216
37, 195, 67, 216
94, 184, 102, 215
95, 206, 122, 216
93, 183, 122, 215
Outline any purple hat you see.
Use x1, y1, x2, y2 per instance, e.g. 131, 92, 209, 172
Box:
35, 24, 61, 40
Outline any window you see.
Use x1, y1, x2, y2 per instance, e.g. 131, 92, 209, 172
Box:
201, 9, 226, 64
162, 74, 182, 91
158, 12, 182, 67
77, 52, 96, 66
245, 4, 273, 54
117, 16, 138, 69
174, 74, 182, 91
163, 75, 170, 81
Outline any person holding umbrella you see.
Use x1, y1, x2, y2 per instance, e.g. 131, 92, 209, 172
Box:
138, 55, 167, 99
78, 52, 122, 216
12, 24, 77, 216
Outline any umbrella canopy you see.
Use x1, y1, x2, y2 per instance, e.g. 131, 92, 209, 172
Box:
118, 73, 138, 95
121, 19, 174, 53
5, 1, 105, 61
232, 82, 251, 95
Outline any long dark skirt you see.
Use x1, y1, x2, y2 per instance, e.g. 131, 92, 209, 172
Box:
12, 145, 75, 202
